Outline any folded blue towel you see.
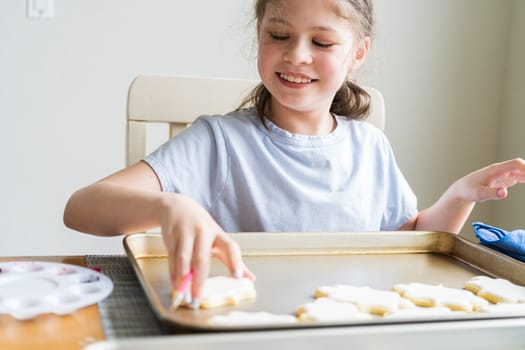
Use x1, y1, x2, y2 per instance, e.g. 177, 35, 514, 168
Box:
472, 222, 525, 262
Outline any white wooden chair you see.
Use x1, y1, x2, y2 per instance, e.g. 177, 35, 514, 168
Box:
126, 75, 385, 166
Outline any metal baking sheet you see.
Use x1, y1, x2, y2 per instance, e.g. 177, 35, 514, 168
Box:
123, 231, 525, 331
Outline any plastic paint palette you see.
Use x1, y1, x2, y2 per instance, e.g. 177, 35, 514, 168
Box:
0, 261, 113, 320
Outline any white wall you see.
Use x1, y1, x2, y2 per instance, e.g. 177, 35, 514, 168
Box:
0, 0, 520, 256
493, 0, 525, 230
367, 0, 513, 242
1, 0, 256, 256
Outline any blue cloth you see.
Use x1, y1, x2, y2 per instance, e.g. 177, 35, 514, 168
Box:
472, 222, 525, 262
144, 109, 417, 232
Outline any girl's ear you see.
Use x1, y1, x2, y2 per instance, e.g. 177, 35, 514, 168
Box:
348, 36, 371, 72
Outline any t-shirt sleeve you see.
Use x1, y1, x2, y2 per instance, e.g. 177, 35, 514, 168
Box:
378, 135, 418, 230
143, 116, 228, 210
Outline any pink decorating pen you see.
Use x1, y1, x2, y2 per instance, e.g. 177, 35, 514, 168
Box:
172, 270, 194, 309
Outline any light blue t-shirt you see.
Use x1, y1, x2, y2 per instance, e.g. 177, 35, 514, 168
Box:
144, 109, 417, 232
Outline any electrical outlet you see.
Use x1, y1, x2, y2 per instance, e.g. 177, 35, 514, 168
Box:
27, 0, 54, 19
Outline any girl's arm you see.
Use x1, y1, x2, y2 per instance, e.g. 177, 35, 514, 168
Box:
399, 158, 525, 233
63, 162, 165, 235
63, 162, 254, 307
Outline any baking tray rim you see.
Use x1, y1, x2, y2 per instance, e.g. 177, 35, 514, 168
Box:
123, 231, 525, 331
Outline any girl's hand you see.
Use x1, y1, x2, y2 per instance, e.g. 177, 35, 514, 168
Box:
454, 158, 525, 203
159, 193, 255, 308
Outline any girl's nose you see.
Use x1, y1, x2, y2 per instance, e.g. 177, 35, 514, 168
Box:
283, 39, 313, 65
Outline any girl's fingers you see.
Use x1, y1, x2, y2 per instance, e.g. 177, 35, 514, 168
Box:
496, 187, 508, 199
189, 229, 214, 308
166, 248, 179, 288
239, 261, 256, 281
488, 159, 525, 183
211, 247, 256, 280
163, 211, 256, 309
213, 232, 243, 277
213, 233, 256, 281
468, 158, 525, 202
171, 231, 194, 290
161, 224, 181, 289
476, 186, 508, 202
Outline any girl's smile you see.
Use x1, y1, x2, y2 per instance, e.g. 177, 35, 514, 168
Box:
277, 72, 317, 87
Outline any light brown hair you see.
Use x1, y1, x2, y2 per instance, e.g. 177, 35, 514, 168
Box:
238, 0, 375, 122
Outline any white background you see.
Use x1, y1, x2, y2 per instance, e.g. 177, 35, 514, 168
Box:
1, 0, 524, 256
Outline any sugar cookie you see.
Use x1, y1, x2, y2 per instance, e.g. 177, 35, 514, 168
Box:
479, 302, 525, 314
173, 276, 256, 309
393, 282, 488, 312
296, 297, 373, 322
207, 311, 296, 326
464, 276, 525, 304
383, 306, 461, 319
315, 285, 415, 315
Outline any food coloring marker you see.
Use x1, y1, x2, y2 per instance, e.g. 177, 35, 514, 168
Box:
172, 270, 194, 309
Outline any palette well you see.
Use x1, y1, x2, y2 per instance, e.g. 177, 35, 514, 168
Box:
0, 261, 113, 320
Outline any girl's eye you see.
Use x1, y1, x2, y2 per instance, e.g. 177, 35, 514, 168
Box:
270, 33, 289, 41
313, 40, 334, 48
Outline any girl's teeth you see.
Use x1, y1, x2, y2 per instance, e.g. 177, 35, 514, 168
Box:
280, 74, 311, 84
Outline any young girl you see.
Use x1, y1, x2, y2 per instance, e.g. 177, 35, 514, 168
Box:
63, 0, 525, 309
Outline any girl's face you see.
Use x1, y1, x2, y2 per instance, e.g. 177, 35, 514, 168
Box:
257, 0, 369, 123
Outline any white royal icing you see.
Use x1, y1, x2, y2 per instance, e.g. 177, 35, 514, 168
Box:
316, 285, 415, 314
465, 276, 525, 304
393, 282, 488, 311
297, 297, 373, 322
208, 311, 297, 326
177, 276, 256, 309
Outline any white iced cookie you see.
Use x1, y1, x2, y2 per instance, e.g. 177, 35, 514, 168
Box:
383, 306, 459, 319
464, 276, 525, 304
174, 276, 256, 309
393, 282, 488, 312
207, 311, 297, 326
315, 285, 415, 315
296, 297, 373, 322
479, 303, 525, 314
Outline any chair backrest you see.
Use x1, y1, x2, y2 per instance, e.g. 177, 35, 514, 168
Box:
126, 75, 385, 166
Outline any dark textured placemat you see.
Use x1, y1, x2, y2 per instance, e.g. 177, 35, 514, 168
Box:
86, 255, 163, 338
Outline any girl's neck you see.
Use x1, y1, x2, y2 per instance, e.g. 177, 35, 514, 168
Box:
267, 100, 336, 136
